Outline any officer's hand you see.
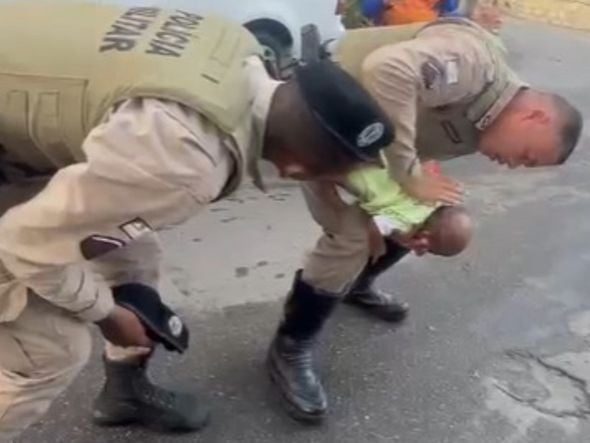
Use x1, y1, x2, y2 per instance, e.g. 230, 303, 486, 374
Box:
96, 305, 153, 348
401, 174, 463, 205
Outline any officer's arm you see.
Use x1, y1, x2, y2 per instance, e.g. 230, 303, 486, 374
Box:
0, 99, 216, 322
360, 35, 493, 182
361, 41, 424, 182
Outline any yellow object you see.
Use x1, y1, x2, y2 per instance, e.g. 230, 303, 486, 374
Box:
345, 166, 435, 233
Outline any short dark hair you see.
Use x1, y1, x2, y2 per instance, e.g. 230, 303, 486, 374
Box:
550, 93, 583, 164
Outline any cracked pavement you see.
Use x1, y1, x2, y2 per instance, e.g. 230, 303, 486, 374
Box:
11, 19, 590, 443
489, 351, 590, 420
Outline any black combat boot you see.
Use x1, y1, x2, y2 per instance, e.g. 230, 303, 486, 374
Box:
344, 240, 410, 323
93, 357, 210, 432
267, 271, 339, 423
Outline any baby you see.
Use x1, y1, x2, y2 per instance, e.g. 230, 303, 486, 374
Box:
337, 163, 473, 257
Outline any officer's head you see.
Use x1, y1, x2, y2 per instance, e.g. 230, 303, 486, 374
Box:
479, 89, 583, 169
264, 60, 394, 181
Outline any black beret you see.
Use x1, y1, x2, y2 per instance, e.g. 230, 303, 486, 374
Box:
294, 59, 394, 161
112, 283, 189, 353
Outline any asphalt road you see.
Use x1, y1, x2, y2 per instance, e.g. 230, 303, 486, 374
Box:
13, 19, 590, 443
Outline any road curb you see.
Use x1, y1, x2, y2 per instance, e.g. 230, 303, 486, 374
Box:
501, 0, 590, 31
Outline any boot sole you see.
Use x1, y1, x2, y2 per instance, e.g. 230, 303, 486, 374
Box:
344, 297, 409, 323
93, 404, 139, 428
267, 353, 326, 424
93, 406, 210, 433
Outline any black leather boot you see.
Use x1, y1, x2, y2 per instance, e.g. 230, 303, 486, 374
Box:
344, 240, 410, 323
267, 271, 339, 423
93, 357, 210, 432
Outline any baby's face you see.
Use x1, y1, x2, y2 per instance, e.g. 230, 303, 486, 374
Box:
401, 207, 473, 257
425, 229, 445, 255
407, 225, 449, 256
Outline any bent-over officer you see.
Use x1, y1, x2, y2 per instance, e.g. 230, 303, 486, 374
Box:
0, 2, 395, 438
266, 17, 583, 421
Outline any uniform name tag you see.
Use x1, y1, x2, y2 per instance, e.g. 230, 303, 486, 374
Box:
120, 217, 152, 240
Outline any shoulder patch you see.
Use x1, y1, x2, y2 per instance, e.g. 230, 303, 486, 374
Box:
421, 59, 444, 90
445, 59, 459, 85
80, 235, 126, 260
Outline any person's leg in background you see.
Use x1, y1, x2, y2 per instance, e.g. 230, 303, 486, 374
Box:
90, 232, 209, 432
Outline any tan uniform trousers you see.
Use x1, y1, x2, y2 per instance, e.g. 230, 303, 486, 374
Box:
301, 181, 373, 294
0, 209, 162, 440
0, 98, 236, 440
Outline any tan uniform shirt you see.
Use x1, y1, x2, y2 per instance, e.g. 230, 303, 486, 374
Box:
0, 57, 279, 324
360, 23, 522, 180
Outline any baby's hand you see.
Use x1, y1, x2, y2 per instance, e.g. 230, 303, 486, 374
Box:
390, 226, 431, 256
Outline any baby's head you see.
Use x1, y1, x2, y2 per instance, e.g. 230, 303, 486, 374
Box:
420, 206, 473, 257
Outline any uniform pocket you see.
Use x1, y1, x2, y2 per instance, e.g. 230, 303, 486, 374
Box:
0, 262, 27, 324
0, 73, 88, 170
0, 294, 91, 377
0, 328, 36, 375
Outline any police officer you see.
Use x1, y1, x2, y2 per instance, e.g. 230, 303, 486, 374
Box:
0, 2, 394, 438
267, 17, 583, 421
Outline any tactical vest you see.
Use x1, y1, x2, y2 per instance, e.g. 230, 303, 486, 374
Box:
0, 2, 262, 173
334, 18, 522, 159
